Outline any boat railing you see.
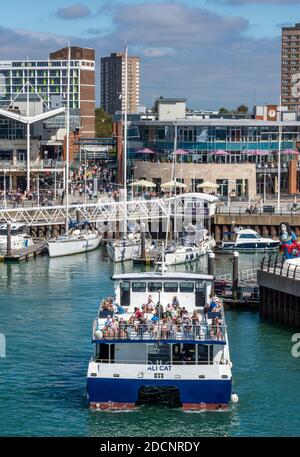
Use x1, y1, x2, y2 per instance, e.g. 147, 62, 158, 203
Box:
92, 358, 224, 365
93, 322, 226, 343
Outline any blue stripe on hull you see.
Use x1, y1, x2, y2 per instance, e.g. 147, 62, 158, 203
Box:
87, 378, 232, 405
222, 242, 278, 250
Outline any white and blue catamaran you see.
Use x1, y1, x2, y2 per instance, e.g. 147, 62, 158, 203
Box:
87, 260, 234, 411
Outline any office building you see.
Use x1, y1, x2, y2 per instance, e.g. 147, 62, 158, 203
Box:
0, 46, 95, 138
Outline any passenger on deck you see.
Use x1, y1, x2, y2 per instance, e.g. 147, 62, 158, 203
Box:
172, 296, 180, 307
134, 307, 144, 319
104, 315, 112, 327
155, 302, 164, 319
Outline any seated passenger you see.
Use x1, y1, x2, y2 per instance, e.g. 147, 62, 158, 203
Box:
116, 303, 125, 314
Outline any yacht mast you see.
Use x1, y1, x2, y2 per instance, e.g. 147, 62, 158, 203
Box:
123, 44, 128, 237
65, 43, 71, 233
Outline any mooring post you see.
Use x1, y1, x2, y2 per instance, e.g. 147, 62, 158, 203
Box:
76, 208, 80, 224
208, 251, 215, 295
232, 251, 239, 299
140, 222, 146, 261
6, 220, 12, 257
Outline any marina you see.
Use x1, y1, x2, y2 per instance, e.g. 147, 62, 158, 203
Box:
0, 249, 300, 436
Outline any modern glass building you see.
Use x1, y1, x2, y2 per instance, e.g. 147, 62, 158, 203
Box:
121, 118, 300, 197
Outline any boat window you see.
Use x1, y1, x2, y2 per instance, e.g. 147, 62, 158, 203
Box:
196, 281, 206, 290
164, 282, 178, 293
132, 282, 146, 292
179, 282, 194, 293
198, 345, 209, 364
148, 282, 162, 292
0, 229, 7, 236
120, 281, 130, 291
238, 234, 259, 239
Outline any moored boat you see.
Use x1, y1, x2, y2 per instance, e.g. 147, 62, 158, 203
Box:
221, 228, 279, 251
0, 223, 34, 253
48, 229, 102, 258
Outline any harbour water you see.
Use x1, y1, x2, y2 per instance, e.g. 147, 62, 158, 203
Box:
0, 249, 299, 437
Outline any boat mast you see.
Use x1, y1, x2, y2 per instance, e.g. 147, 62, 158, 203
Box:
277, 121, 282, 213
123, 44, 128, 237
65, 42, 71, 233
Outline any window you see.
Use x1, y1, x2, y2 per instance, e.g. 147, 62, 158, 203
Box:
132, 282, 146, 292
179, 282, 194, 293
148, 282, 162, 292
239, 234, 259, 239
120, 281, 130, 291
164, 282, 178, 293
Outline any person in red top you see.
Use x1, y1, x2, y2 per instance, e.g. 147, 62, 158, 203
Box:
134, 307, 143, 319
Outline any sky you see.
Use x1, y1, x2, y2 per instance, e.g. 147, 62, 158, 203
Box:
1, 0, 300, 110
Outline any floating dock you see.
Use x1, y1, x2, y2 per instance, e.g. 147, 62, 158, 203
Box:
1, 242, 47, 263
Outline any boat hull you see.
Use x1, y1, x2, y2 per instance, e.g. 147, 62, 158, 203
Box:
48, 236, 101, 258
221, 241, 279, 251
87, 377, 232, 410
165, 238, 215, 265
107, 242, 139, 263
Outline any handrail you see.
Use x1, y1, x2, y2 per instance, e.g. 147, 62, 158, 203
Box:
93, 322, 226, 343
91, 358, 224, 366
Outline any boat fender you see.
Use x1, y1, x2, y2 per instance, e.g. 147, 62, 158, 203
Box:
231, 393, 239, 404
229, 361, 233, 368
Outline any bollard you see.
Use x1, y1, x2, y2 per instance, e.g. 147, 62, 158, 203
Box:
140, 222, 146, 261
208, 252, 215, 295
6, 220, 12, 257
232, 251, 239, 299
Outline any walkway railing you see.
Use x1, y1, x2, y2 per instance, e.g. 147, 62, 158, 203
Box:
0, 194, 213, 226
260, 254, 300, 280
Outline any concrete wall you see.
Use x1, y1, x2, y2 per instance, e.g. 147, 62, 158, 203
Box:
134, 162, 257, 197
158, 102, 186, 121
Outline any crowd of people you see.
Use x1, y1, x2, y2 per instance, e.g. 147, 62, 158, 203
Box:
94, 294, 224, 341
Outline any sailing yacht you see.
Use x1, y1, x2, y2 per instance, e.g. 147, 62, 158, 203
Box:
106, 45, 140, 263
47, 44, 102, 258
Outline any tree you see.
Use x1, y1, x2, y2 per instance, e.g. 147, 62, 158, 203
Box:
219, 107, 229, 114
95, 108, 113, 138
236, 104, 248, 113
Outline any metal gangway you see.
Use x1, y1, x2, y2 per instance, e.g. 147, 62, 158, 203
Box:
0, 193, 216, 228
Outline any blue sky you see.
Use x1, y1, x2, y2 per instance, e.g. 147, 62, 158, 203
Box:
1, 0, 300, 109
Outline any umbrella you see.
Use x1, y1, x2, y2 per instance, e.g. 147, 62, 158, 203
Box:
161, 180, 187, 189
131, 179, 156, 188
209, 149, 230, 156
281, 148, 299, 155
175, 149, 189, 155
241, 149, 268, 156
135, 147, 155, 154
197, 181, 220, 189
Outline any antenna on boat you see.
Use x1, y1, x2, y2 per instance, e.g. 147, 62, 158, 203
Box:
123, 43, 128, 238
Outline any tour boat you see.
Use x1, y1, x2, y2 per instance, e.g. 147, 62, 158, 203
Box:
221, 228, 279, 251
47, 229, 102, 258
87, 267, 234, 411
0, 223, 34, 253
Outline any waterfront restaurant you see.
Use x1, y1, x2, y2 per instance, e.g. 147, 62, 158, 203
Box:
117, 116, 300, 199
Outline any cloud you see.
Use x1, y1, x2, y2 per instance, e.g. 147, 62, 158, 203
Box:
0, 2, 282, 109
56, 4, 91, 20
215, 0, 300, 4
